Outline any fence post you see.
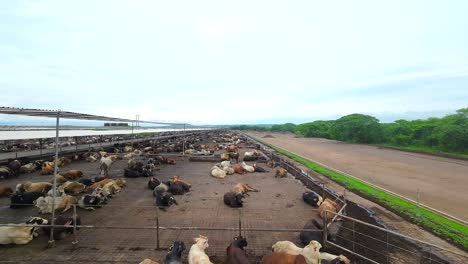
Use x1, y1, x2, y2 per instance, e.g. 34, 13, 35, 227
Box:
238, 209, 242, 237
72, 204, 78, 248
322, 211, 328, 246
416, 188, 421, 218
156, 208, 160, 250
386, 232, 389, 264
352, 219, 356, 252
39, 139, 43, 159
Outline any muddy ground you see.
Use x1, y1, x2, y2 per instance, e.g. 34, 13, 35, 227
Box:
247, 132, 468, 221
0, 147, 319, 263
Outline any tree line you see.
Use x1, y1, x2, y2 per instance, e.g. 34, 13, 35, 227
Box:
230, 108, 468, 154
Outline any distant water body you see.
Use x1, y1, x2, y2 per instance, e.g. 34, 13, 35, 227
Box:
0, 128, 207, 140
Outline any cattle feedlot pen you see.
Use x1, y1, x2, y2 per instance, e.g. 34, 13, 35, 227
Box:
0, 107, 191, 248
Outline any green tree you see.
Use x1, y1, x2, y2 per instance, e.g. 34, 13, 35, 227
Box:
332, 114, 383, 143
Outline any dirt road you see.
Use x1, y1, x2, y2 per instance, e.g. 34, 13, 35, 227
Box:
247, 132, 468, 221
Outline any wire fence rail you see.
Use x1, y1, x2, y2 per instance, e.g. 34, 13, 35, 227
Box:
1, 205, 466, 264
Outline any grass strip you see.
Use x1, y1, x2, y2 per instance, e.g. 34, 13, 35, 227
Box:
253, 137, 468, 250
379, 144, 468, 160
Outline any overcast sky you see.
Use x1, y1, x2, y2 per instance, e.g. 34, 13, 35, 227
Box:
1, 1, 467, 125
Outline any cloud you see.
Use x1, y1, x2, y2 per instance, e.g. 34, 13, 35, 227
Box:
0, 1, 467, 125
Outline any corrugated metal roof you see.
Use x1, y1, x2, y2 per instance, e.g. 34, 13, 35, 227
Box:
0, 107, 187, 125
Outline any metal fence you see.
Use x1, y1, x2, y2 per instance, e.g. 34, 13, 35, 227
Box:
323, 210, 468, 264
0, 130, 210, 163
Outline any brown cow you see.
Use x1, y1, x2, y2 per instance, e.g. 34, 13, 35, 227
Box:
0, 186, 13, 198
229, 152, 240, 163
262, 253, 307, 264
275, 168, 287, 178
319, 198, 341, 221
86, 179, 114, 192
232, 183, 259, 196
221, 153, 230, 161
232, 164, 246, 174
171, 175, 191, 187
63, 170, 84, 180
41, 164, 54, 175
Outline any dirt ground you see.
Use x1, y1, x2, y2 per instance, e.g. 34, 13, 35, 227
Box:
0, 147, 318, 263
247, 132, 468, 221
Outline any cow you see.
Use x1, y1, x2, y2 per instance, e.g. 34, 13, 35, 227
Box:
42, 215, 81, 240
232, 183, 259, 196
0, 186, 13, 198
165, 240, 186, 264
128, 158, 136, 169
0, 217, 48, 245
0, 166, 12, 179
253, 164, 268, 173
225, 236, 250, 264
275, 168, 287, 178
300, 218, 341, 246
302, 191, 323, 207
78, 194, 103, 210
99, 156, 117, 176
78, 178, 94, 186
319, 199, 341, 221
124, 168, 141, 178
232, 164, 246, 175
59, 181, 87, 195
10, 192, 44, 209
8, 159, 21, 177
241, 162, 254, 173
35, 193, 78, 214
271, 240, 321, 264
242, 155, 258, 162
221, 153, 230, 161
140, 259, 159, 264
320, 253, 351, 264
155, 191, 178, 209
229, 152, 240, 163
19, 163, 37, 174
148, 177, 161, 190
188, 235, 213, 264
224, 192, 245, 208
41, 164, 55, 175
63, 170, 84, 180
211, 166, 227, 179
16, 182, 52, 194
266, 160, 277, 168
154, 181, 170, 195
261, 253, 307, 264
49, 174, 67, 185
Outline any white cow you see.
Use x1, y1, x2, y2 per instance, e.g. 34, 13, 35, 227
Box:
0, 217, 48, 245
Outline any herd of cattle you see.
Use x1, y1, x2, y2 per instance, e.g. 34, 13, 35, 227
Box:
0, 132, 350, 263
139, 234, 350, 264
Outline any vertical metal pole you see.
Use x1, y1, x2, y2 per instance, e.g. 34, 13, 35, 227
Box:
416, 188, 421, 217
48, 110, 60, 247
183, 124, 186, 156
75, 136, 78, 156
386, 232, 390, 264
238, 209, 242, 237
156, 210, 160, 250
72, 204, 78, 247
352, 220, 355, 252
39, 139, 43, 159
322, 211, 328, 246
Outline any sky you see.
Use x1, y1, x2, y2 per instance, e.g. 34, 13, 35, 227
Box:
0, 0, 467, 125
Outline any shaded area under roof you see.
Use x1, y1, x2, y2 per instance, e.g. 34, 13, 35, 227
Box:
0, 107, 187, 125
